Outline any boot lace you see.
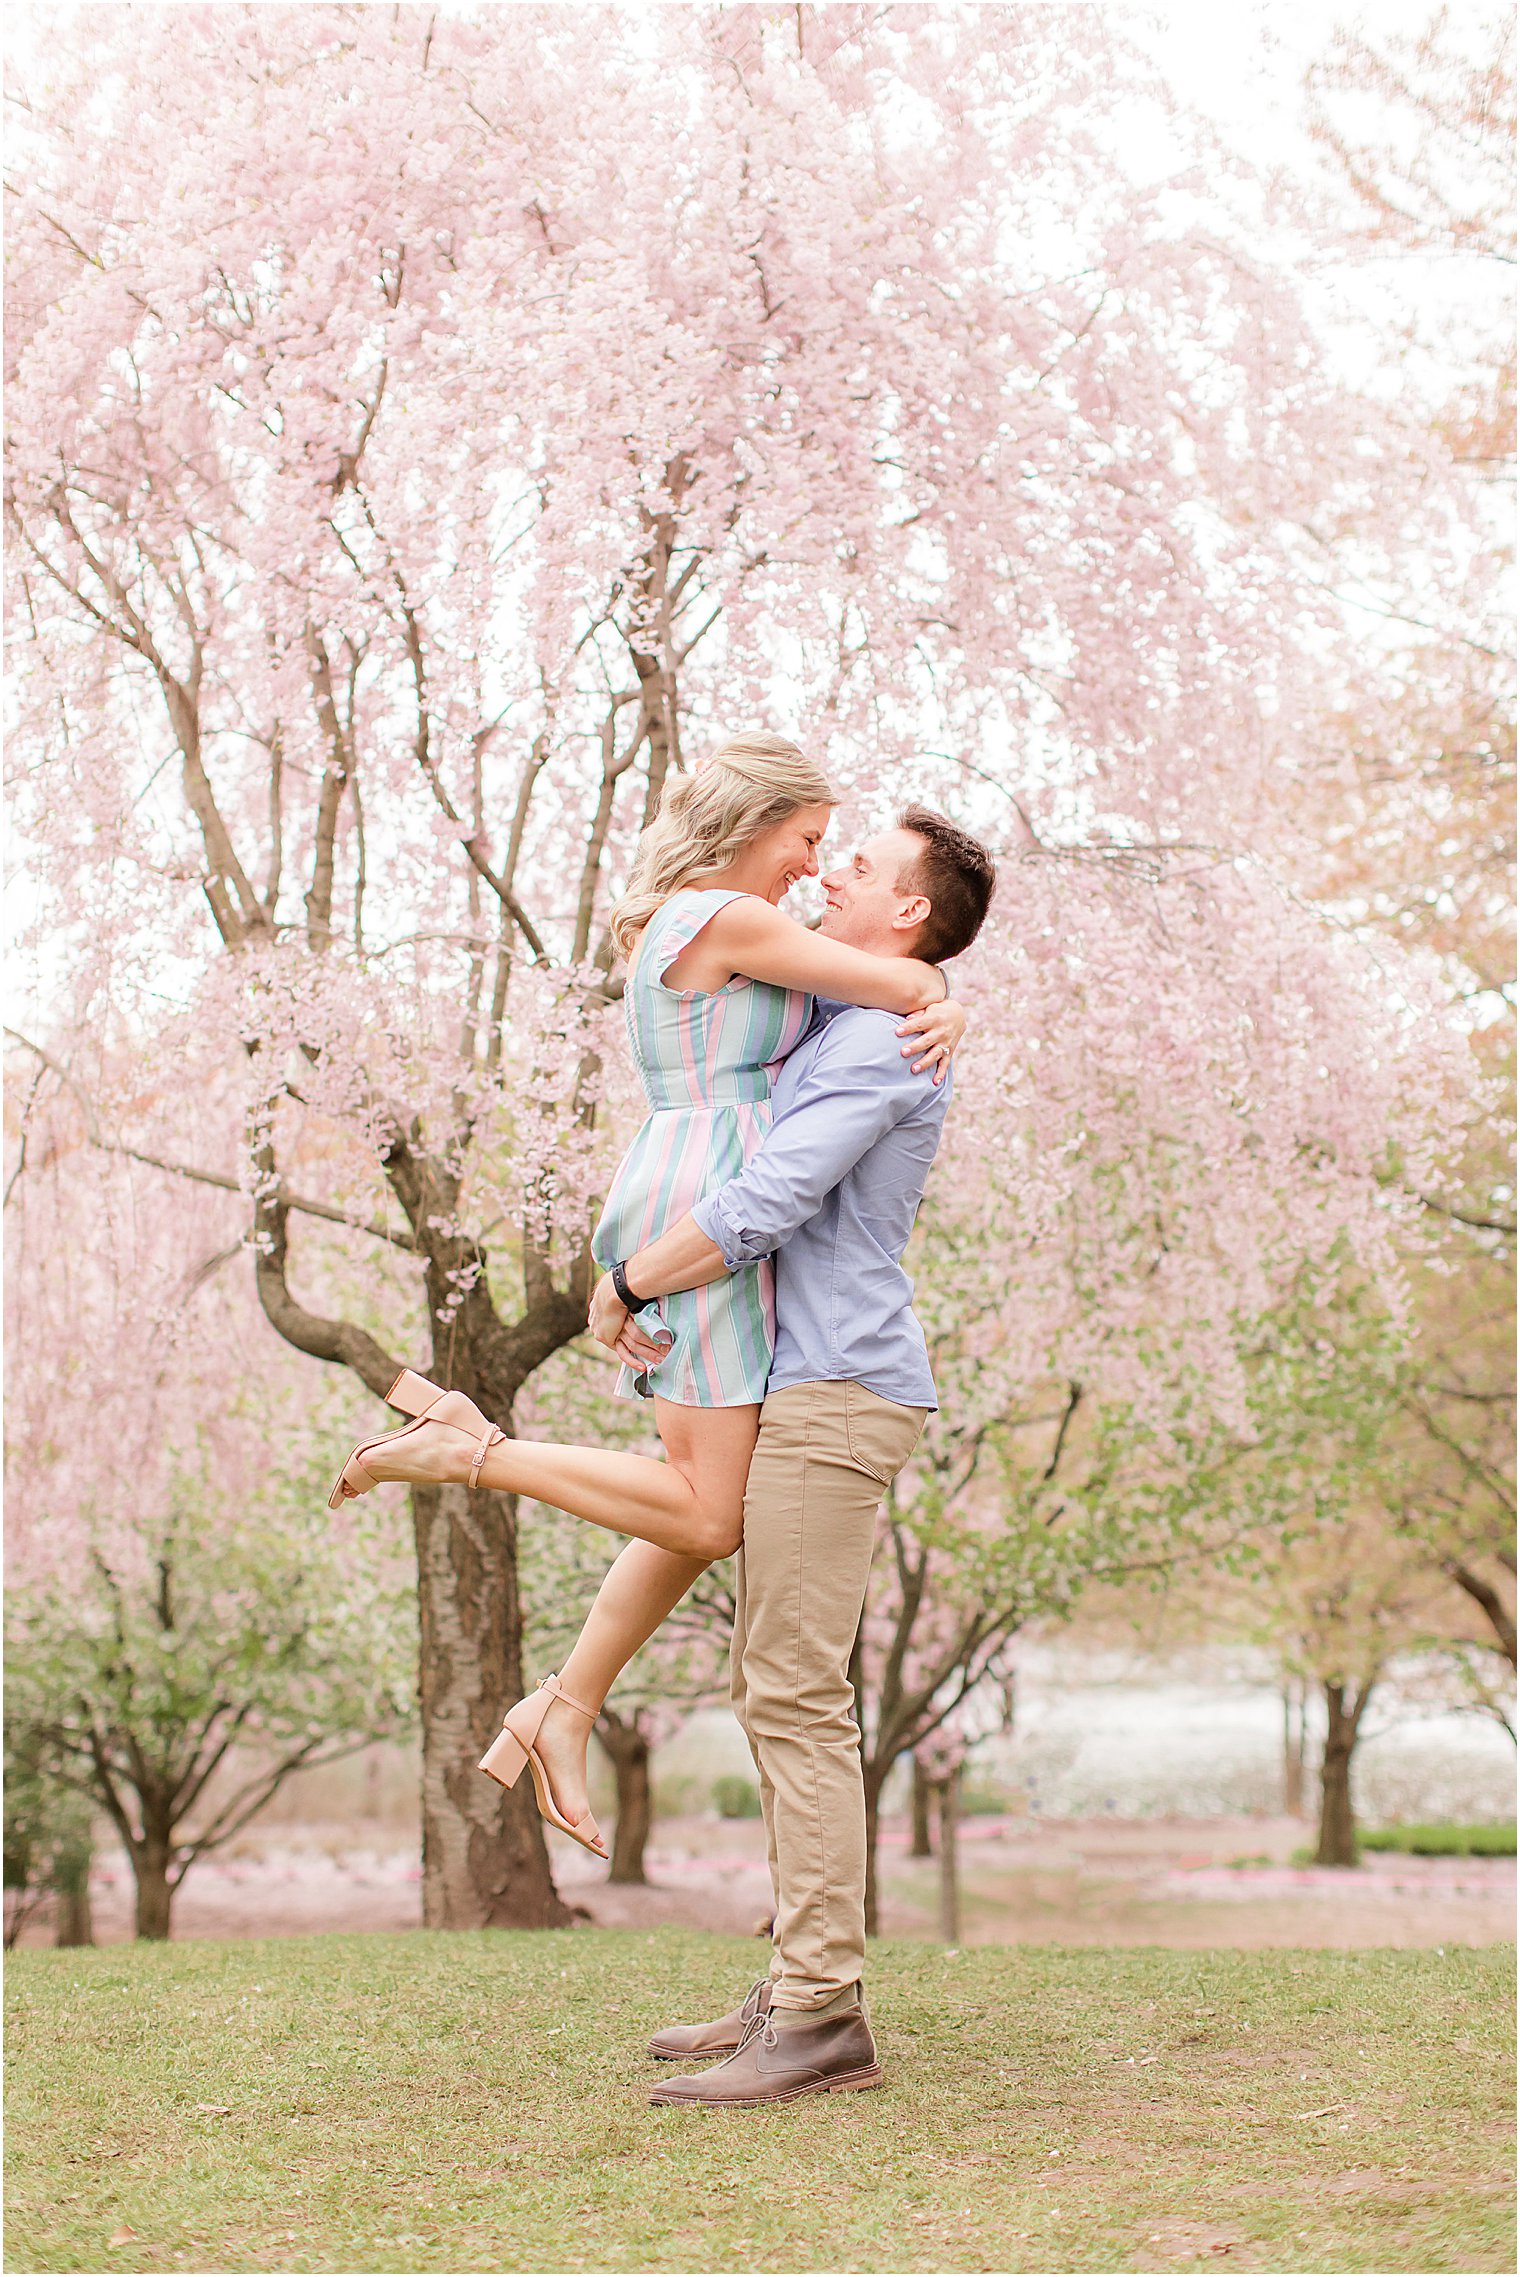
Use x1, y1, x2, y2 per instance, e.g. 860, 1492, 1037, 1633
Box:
734, 1979, 775, 2052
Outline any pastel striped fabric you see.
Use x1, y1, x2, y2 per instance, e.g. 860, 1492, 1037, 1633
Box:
593, 888, 813, 1407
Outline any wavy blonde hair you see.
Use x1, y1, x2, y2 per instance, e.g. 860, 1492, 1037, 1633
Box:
610, 731, 837, 956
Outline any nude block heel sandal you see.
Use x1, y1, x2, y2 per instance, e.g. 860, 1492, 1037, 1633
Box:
326, 1370, 506, 1511
478, 1724, 530, 1788
385, 1368, 444, 1417
478, 1674, 608, 1858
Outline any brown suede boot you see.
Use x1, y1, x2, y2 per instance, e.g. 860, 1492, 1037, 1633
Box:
646, 1976, 772, 2061
648, 1997, 882, 2107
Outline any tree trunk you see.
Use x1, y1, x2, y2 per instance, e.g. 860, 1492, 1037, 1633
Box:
255, 1153, 584, 1931
53, 1834, 94, 1948
413, 1477, 574, 1929
1313, 1677, 1373, 1868
911, 1758, 935, 1857
863, 1767, 886, 1937
133, 1838, 174, 1940
597, 1708, 652, 1885
936, 1771, 961, 1944
55, 1885, 94, 1948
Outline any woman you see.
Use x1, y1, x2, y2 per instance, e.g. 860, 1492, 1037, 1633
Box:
329, 732, 963, 1858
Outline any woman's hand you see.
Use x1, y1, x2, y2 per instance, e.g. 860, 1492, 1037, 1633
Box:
896, 995, 968, 1085
587, 1273, 627, 1350
588, 1273, 672, 1370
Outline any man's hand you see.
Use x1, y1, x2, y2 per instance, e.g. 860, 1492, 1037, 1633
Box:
588, 1272, 672, 1371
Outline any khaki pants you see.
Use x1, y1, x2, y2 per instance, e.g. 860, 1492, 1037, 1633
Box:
730, 1379, 928, 2012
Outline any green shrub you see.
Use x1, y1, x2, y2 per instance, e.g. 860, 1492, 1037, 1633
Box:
960, 1783, 1014, 1817
650, 1770, 703, 1819
712, 1774, 761, 1820
1289, 1824, 1516, 1863
1360, 1823, 1516, 1857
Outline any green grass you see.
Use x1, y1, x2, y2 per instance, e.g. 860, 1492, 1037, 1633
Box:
1358, 1824, 1517, 1858
5, 1930, 1513, 2273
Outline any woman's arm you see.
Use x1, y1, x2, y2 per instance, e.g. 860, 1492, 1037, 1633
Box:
680, 895, 946, 1014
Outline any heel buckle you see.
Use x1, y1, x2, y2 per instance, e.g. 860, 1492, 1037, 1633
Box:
467, 1427, 501, 1490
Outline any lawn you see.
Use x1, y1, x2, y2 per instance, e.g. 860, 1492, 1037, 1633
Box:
5, 1929, 1513, 2274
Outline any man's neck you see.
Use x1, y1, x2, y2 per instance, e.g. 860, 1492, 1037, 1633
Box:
822, 929, 916, 962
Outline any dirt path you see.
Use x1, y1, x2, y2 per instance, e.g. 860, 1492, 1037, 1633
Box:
15, 1813, 1513, 1949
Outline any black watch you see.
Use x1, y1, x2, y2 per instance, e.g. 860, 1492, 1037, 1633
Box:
610, 1258, 646, 1312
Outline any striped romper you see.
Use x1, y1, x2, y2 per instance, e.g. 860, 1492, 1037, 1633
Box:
592, 887, 814, 1407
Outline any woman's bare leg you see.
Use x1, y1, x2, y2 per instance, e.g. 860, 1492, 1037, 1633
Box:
528, 1540, 704, 1827
359, 1403, 755, 1561
532, 1401, 759, 1827
558, 1540, 714, 1707
358, 1398, 761, 1826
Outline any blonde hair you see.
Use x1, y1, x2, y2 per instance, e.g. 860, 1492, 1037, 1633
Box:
610, 731, 836, 956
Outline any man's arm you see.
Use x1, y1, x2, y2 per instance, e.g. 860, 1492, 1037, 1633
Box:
588, 1014, 936, 1358
626, 1213, 729, 1300
585, 1212, 728, 1366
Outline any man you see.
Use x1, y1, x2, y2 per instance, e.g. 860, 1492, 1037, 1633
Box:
588, 805, 996, 2108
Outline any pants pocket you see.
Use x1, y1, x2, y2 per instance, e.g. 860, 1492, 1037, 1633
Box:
842, 1383, 926, 1486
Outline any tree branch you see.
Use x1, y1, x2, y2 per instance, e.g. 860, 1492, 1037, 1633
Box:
2, 1034, 418, 1250
573, 699, 648, 964
1442, 1559, 1518, 1669
1043, 1381, 1083, 1482
183, 1732, 381, 1856
253, 1189, 406, 1401
361, 484, 549, 963
1398, 1390, 1517, 1515
303, 624, 353, 952
1418, 1191, 1518, 1237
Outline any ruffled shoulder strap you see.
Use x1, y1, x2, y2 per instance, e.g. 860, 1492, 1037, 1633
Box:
640, 887, 753, 987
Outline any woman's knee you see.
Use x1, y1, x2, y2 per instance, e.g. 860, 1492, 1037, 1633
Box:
679, 1505, 743, 1560
655, 1401, 756, 1560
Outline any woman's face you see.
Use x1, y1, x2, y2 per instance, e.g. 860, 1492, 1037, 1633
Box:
743, 803, 833, 904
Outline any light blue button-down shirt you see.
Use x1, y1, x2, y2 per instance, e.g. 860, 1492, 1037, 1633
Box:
691, 1002, 949, 1410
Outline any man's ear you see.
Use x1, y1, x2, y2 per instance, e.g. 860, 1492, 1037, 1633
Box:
891, 894, 932, 934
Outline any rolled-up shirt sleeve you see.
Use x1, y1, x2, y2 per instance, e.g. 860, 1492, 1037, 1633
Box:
692, 1015, 927, 1266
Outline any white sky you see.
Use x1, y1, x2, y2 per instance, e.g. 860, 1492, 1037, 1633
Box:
1140, 0, 1477, 133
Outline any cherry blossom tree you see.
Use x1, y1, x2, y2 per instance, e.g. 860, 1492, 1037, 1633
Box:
1303, 6, 1515, 1683
853, 1361, 1275, 1932
5, 3, 1481, 1929
4, 1130, 416, 1939
3, 1748, 96, 1950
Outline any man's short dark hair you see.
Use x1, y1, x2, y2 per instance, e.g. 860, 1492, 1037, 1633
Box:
895, 805, 996, 963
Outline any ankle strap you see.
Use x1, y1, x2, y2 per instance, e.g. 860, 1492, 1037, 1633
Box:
468, 1421, 504, 1490
537, 1672, 599, 1722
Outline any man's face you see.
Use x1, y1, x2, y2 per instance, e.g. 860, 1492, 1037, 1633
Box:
819, 827, 930, 954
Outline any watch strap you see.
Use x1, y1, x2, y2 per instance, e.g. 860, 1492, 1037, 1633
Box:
610, 1258, 646, 1312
